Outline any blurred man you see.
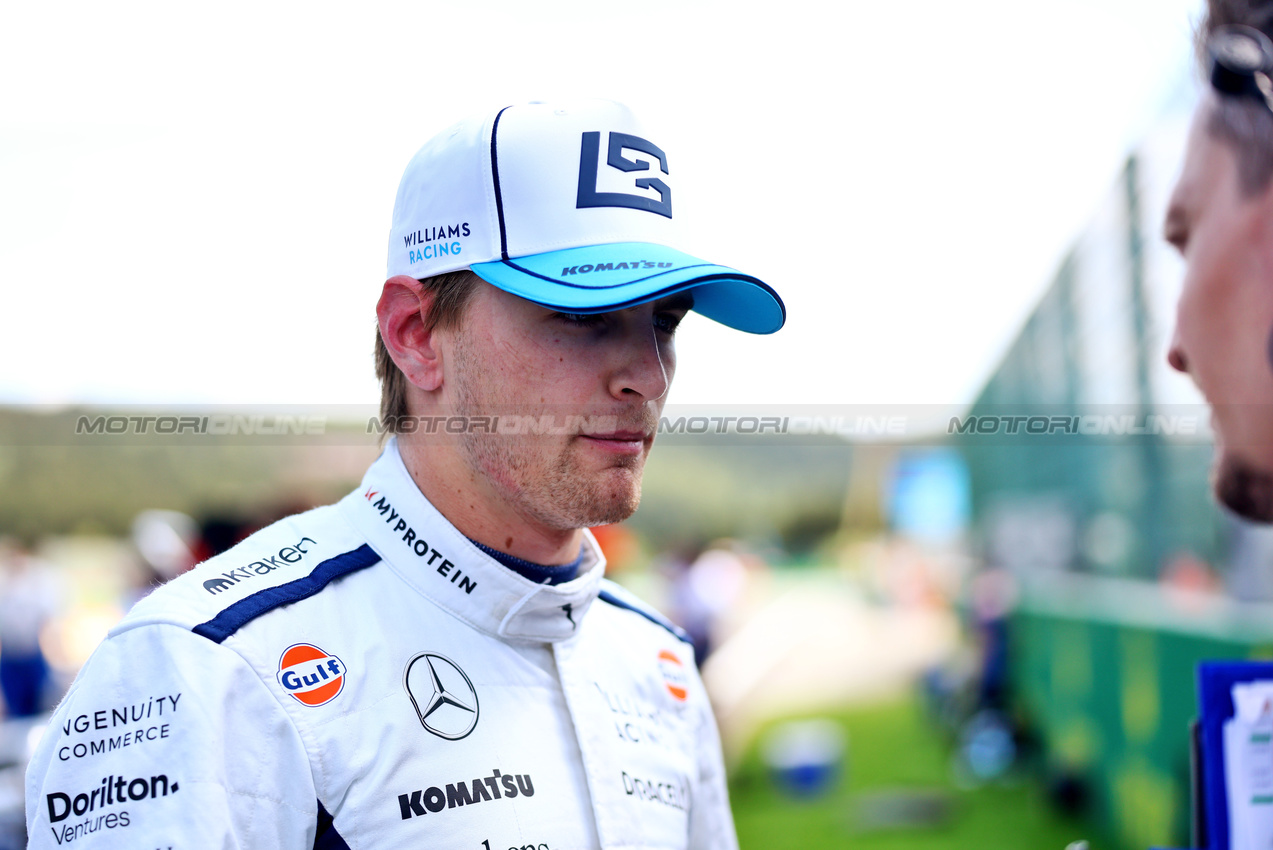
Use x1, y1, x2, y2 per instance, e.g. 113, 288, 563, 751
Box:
0, 542, 59, 717
1166, 0, 1273, 521
24, 100, 784, 847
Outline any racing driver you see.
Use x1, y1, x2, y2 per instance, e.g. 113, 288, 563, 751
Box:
24, 99, 786, 848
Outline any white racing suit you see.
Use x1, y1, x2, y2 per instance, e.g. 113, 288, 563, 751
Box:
25, 438, 737, 849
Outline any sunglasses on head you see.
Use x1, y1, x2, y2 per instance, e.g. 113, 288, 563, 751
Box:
1210, 24, 1273, 111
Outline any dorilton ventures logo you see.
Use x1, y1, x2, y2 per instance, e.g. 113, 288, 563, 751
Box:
47, 773, 178, 823
403, 652, 479, 740
277, 644, 346, 707
202, 536, 317, 595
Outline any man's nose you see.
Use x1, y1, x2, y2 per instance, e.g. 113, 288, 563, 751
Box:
1167, 327, 1188, 374
609, 323, 670, 401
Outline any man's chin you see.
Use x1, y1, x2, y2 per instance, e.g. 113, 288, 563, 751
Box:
530, 466, 643, 531
546, 491, 639, 531
581, 471, 642, 526
1215, 451, 1273, 523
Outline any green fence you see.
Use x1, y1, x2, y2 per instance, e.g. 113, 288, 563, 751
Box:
1010, 572, 1273, 850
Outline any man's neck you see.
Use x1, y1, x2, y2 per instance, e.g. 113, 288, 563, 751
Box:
395, 435, 584, 565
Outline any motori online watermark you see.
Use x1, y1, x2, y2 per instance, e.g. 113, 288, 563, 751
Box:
75, 414, 328, 436
946, 413, 1200, 436
60, 408, 1209, 442
366, 414, 910, 437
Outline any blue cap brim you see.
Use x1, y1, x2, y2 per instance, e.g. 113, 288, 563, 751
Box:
469, 242, 786, 334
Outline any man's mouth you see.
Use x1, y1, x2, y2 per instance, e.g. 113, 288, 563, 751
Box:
577, 430, 651, 455
583, 430, 648, 441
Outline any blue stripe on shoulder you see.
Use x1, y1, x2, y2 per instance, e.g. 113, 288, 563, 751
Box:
314, 799, 351, 850
193, 544, 380, 644
597, 588, 690, 644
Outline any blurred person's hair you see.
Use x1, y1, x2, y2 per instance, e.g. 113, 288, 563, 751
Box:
375, 269, 482, 435
1203, 0, 1273, 195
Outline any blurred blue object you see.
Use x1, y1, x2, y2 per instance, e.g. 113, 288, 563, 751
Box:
0, 714, 49, 849
957, 709, 1017, 782
886, 449, 972, 544
760, 718, 846, 798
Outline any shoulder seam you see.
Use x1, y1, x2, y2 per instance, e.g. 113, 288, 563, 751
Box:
596, 588, 691, 644
192, 544, 381, 644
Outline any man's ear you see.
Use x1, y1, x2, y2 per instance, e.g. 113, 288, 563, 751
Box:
378, 275, 445, 392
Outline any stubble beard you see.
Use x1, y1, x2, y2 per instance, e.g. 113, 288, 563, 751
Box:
451, 335, 648, 532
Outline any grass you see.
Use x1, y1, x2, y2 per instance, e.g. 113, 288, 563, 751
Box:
729, 697, 1101, 850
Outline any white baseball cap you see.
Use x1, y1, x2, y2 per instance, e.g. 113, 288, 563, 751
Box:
387, 99, 785, 334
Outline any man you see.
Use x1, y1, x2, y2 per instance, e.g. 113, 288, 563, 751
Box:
24, 100, 785, 847
1166, 0, 1273, 522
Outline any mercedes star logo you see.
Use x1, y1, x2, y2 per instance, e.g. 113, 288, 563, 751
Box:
403, 652, 480, 740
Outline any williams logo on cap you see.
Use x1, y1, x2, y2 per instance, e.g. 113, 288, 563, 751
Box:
387, 99, 785, 334
576, 131, 671, 217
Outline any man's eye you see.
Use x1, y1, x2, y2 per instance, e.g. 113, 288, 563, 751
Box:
556, 312, 603, 327
655, 313, 685, 335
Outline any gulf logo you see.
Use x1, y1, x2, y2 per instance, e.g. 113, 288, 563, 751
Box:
277, 643, 346, 707
658, 649, 688, 702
